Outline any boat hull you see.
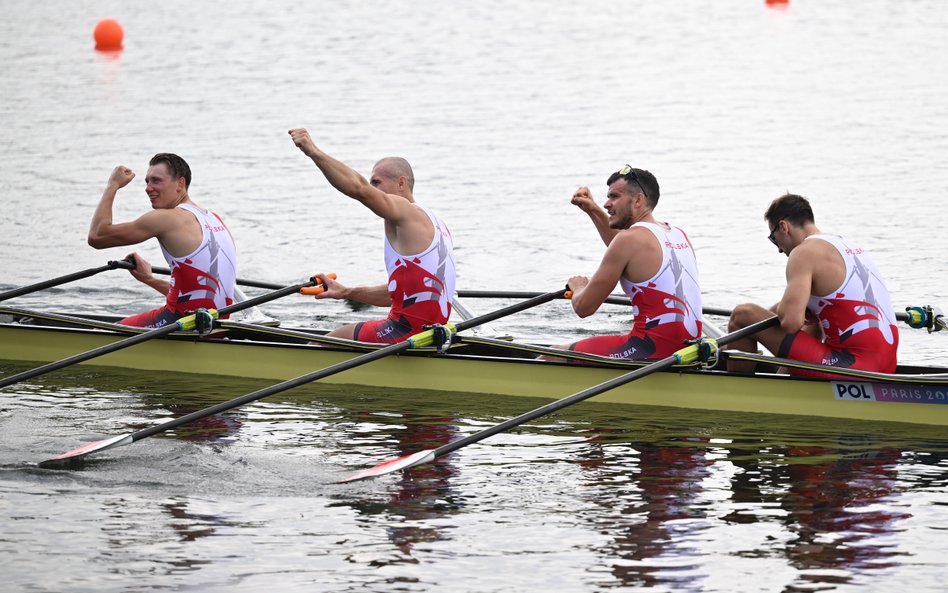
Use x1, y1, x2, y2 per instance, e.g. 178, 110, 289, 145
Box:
2, 322, 948, 426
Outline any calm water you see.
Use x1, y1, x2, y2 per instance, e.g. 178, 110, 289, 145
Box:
2, 0, 948, 591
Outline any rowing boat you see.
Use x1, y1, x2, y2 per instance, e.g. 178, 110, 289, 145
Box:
2, 306, 948, 427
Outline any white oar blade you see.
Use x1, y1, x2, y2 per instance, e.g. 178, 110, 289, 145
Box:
38, 433, 133, 469
338, 449, 436, 483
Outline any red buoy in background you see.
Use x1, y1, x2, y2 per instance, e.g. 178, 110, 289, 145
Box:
94, 19, 124, 51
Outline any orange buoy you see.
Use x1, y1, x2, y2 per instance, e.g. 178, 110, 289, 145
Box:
94, 19, 124, 51
766, 0, 789, 4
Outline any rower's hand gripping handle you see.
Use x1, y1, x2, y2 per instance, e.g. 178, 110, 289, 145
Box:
300, 273, 337, 296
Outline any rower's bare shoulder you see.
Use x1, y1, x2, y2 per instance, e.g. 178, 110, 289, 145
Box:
797, 237, 839, 261
618, 225, 650, 239
613, 225, 654, 248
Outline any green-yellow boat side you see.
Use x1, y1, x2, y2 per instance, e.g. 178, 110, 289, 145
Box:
2, 322, 948, 427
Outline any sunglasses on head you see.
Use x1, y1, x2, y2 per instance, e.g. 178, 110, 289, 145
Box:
616, 164, 650, 202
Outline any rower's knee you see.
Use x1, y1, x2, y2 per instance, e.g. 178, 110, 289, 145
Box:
729, 303, 756, 332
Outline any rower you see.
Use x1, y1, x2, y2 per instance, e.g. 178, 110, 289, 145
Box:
289, 128, 456, 344
726, 193, 899, 378
87, 154, 238, 329
544, 165, 703, 363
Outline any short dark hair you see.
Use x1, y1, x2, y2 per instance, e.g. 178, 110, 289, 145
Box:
375, 156, 415, 191
606, 166, 660, 208
149, 153, 192, 189
765, 193, 814, 226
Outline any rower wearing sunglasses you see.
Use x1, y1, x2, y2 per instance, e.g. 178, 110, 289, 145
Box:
544, 165, 703, 362
726, 193, 899, 377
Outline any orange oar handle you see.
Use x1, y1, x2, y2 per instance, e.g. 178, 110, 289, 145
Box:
564, 290, 573, 299
300, 273, 337, 296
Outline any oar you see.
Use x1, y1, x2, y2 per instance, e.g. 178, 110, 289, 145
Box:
450, 295, 508, 338
151, 266, 284, 291
460, 292, 945, 330
37, 288, 569, 468
339, 315, 781, 482
0, 258, 135, 302
457, 291, 734, 316
458, 289, 630, 307
0, 276, 330, 391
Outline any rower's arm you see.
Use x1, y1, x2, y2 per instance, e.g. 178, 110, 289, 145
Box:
126, 252, 170, 295
586, 208, 618, 246
344, 284, 392, 307
569, 233, 629, 317
777, 249, 814, 334
571, 186, 618, 246
289, 128, 407, 222
89, 209, 178, 249
312, 274, 392, 307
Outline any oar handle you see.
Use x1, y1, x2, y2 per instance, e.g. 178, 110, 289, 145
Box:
299, 273, 337, 295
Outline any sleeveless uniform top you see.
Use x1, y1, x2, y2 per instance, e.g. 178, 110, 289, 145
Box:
383, 205, 456, 327
161, 203, 238, 313
618, 222, 703, 345
804, 234, 898, 355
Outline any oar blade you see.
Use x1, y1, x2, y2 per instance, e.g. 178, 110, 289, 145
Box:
38, 433, 133, 469
338, 449, 436, 483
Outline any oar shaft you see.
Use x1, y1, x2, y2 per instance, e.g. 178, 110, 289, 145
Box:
129, 341, 412, 442
0, 323, 180, 388
0, 259, 135, 302
435, 355, 680, 458
217, 281, 310, 316
457, 289, 626, 306
434, 315, 780, 461
457, 291, 735, 316
0, 277, 319, 390
136, 291, 571, 441
455, 289, 568, 332
39, 286, 569, 467
340, 315, 783, 482
151, 266, 284, 291
457, 292, 933, 325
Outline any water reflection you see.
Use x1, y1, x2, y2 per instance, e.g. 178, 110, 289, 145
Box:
95, 494, 253, 578
537, 411, 945, 591
144, 392, 245, 443
575, 430, 713, 591
331, 410, 464, 565
780, 445, 908, 584
721, 430, 913, 589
